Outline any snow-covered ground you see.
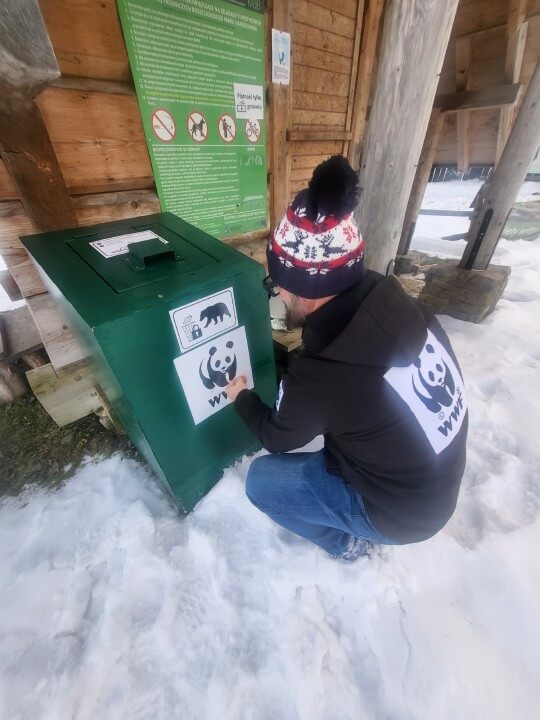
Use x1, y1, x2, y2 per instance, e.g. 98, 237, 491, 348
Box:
412, 179, 538, 258
1, 181, 540, 719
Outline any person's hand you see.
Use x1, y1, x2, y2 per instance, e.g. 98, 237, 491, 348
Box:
225, 375, 248, 402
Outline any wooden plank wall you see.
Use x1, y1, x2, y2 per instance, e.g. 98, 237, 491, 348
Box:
289, 0, 364, 199
434, 0, 540, 166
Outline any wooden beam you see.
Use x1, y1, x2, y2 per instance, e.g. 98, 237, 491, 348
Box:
51, 76, 135, 96
347, 0, 385, 168
342, 0, 366, 158
0, 1, 77, 231
26, 293, 86, 371
397, 108, 445, 255
455, 37, 472, 172
496, 0, 529, 165
26, 360, 101, 426
461, 60, 540, 270
0, 306, 42, 358
355, 0, 459, 275
434, 84, 522, 112
288, 130, 352, 142
270, 0, 293, 227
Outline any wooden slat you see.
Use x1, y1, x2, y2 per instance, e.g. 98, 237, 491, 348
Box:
343, 0, 365, 158
291, 140, 343, 155
434, 84, 522, 112
26, 359, 101, 426
293, 21, 355, 57
293, 0, 357, 39
293, 91, 349, 113
38, 0, 130, 82
288, 130, 351, 141
294, 64, 350, 97
3, 249, 47, 298
291, 166, 316, 183
292, 45, 352, 75
292, 110, 348, 128
308, 0, 359, 20
291, 153, 334, 169
36, 87, 154, 196
270, 0, 293, 228
0, 161, 19, 200
0, 306, 42, 358
26, 293, 86, 370
451, 0, 509, 39
347, 0, 385, 167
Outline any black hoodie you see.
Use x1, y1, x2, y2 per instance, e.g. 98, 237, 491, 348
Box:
235, 271, 468, 543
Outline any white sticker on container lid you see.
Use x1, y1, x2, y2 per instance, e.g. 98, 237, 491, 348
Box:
90, 230, 168, 259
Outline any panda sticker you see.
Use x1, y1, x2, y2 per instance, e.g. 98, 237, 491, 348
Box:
199, 341, 237, 390
384, 329, 467, 454
173, 326, 254, 425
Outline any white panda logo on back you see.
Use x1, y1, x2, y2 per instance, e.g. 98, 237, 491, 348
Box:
384, 330, 467, 454
412, 341, 455, 413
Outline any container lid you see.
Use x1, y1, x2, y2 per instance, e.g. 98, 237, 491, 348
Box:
68, 223, 217, 292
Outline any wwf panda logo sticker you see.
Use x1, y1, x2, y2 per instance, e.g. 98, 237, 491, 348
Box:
173, 326, 253, 424
384, 329, 467, 454
170, 288, 237, 352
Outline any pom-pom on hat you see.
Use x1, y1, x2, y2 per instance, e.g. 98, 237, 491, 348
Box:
267, 155, 366, 299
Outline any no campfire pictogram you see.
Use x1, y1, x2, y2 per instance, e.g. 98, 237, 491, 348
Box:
218, 114, 236, 142
245, 118, 261, 143
187, 111, 208, 142
151, 109, 176, 142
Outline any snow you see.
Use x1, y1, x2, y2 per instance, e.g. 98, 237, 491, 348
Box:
1, 181, 540, 719
411, 179, 539, 258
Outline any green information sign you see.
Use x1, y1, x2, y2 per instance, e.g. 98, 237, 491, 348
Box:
117, 0, 268, 237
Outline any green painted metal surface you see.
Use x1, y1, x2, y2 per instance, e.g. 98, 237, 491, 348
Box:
21, 213, 276, 512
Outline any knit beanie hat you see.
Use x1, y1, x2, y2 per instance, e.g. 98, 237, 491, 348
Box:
267, 155, 366, 299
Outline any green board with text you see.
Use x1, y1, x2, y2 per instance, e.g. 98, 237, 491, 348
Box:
117, 0, 267, 237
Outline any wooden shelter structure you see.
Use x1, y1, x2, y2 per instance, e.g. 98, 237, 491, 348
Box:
0, 0, 539, 424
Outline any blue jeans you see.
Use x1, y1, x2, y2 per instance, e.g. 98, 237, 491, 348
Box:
245, 450, 394, 557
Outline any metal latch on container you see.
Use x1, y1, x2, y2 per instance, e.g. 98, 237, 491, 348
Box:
123, 238, 182, 271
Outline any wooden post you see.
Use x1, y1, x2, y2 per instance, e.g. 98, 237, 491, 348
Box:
354, 0, 459, 275
269, 0, 292, 227
495, 0, 529, 166
455, 37, 472, 172
397, 108, 445, 256
347, 0, 385, 169
461, 60, 540, 270
0, 1, 77, 230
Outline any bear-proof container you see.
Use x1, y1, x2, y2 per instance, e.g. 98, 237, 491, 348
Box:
21, 212, 276, 512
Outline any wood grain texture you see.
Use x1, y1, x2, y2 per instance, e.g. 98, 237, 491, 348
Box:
38, 0, 130, 82
293, 0, 357, 39
434, 84, 522, 112
292, 21, 355, 57
398, 109, 445, 255
0, 161, 18, 200
455, 36, 473, 171
355, 0, 459, 275
26, 293, 86, 371
26, 359, 101, 426
461, 59, 540, 269
270, 0, 293, 227
294, 65, 351, 97
347, 0, 385, 167
292, 44, 352, 75
36, 87, 153, 196
496, 1, 529, 164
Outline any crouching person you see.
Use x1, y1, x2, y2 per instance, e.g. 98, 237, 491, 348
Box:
226, 156, 468, 562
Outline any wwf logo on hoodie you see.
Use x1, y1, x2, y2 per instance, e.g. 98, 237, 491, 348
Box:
384, 330, 467, 454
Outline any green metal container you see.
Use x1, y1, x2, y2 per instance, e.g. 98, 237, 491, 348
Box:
21, 212, 276, 512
